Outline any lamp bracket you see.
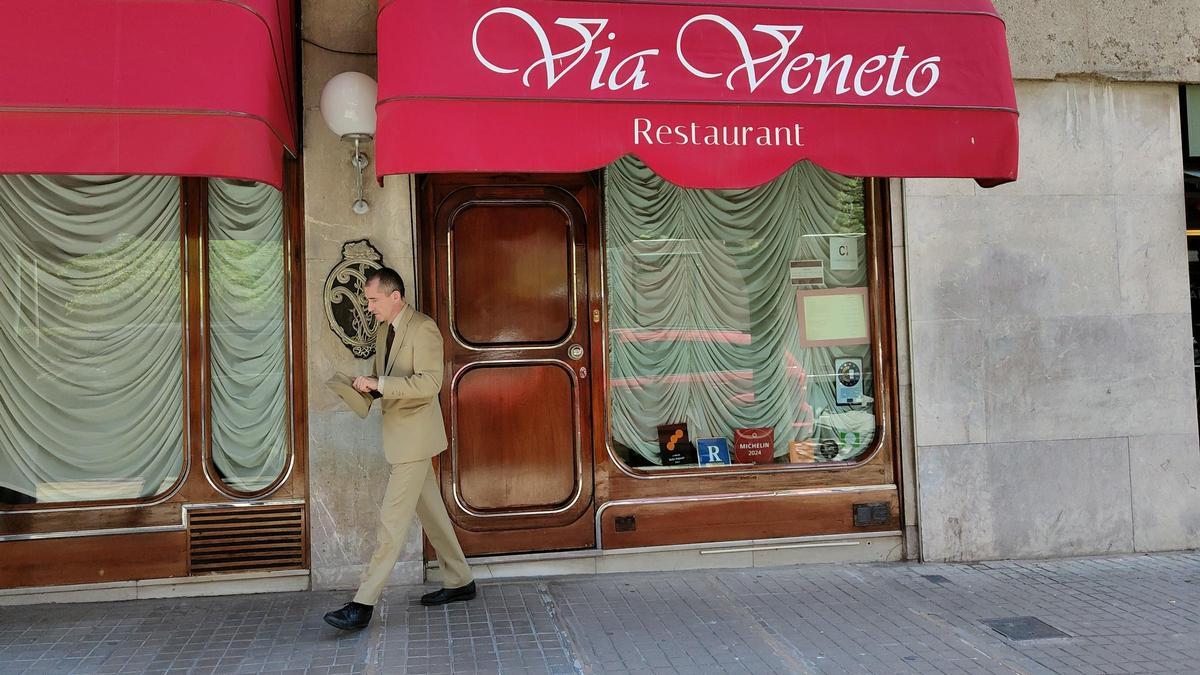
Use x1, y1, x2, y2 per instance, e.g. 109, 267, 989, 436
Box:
344, 136, 373, 215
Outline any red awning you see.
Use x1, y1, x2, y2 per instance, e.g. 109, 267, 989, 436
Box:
0, 1, 296, 189
377, 0, 1018, 188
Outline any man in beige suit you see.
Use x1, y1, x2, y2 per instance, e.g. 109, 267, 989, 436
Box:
324, 267, 474, 631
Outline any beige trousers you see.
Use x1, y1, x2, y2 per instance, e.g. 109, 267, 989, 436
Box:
353, 459, 473, 605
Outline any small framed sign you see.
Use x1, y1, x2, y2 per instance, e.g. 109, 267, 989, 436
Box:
829, 236, 859, 271
657, 423, 694, 465
796, 287, 870, 348
835, 357, 864, 405
696, 438, 731, 466
789, 259, 824, 286
733, 427, 775, 464
787, 439, 817, 463
662, 441, 697, 466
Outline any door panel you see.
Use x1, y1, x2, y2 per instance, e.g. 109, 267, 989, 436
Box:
454, 363, 579, 512
451, 204, 573, 346
423, 174, 598, 556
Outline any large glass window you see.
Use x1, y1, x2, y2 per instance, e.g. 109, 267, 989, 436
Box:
0, 174, 294, 506
606, 158, 877, 471
207, 179, 289, 494
0, 175, 185, 503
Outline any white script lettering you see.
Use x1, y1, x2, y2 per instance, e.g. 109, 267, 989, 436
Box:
473, 7, 658, 91
473, 7, 943, 99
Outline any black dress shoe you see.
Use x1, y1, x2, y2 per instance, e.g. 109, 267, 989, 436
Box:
323, 602, 373, 630
420, 581, 477, 606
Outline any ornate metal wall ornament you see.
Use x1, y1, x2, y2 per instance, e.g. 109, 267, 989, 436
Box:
324, 239, 384, 359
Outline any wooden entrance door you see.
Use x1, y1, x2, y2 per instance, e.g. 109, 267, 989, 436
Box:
419, 174, 600, 556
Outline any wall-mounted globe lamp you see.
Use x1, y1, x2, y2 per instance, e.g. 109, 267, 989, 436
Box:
319, 72, 378, 215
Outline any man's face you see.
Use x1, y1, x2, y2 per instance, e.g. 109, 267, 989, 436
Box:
364, 279, 404, 324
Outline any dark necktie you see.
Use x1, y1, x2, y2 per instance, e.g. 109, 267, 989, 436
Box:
371, 324, 396, 400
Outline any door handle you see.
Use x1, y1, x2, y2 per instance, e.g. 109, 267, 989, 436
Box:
567, 344, 585, 360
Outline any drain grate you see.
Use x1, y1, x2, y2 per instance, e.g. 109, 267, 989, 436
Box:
982, 616, 1070, 641
921, 574, 951, 585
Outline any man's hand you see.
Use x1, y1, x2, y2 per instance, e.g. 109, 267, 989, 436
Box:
352, 376, 379, 394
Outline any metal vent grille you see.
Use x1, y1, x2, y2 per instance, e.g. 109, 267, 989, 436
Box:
187, 504, 305, 574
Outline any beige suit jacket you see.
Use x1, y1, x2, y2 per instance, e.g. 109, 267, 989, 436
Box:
372, 307, 448, 464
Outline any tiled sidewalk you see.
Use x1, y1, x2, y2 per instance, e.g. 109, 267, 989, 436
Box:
1, 551, 1198, 674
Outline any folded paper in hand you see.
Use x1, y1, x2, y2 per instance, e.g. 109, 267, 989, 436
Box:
325, 371, 373, 419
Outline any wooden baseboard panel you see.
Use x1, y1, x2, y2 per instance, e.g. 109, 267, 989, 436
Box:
599, 488, 899, 549
0, 531, 187, 589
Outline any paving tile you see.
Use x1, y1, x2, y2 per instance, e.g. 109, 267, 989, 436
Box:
2, 553, 1200, 673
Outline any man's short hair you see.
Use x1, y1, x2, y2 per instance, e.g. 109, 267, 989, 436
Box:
365, 267, 405, 298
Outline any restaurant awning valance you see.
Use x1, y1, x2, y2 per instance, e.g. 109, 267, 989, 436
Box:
0, 0, 296, 189
377, 0, 1018, 188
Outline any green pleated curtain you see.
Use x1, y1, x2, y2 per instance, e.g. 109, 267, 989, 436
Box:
0, 175, 185, 501
207, 179, 288, 493
605, 158, 877, 465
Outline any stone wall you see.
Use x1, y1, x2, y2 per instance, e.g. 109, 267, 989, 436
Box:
997, 0, 1200, 83
904, 80, 1200, 560
301, 1, 424, 590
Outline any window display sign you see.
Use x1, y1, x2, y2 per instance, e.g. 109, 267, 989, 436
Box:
657, 423, 695, 465
787, 439, 816, 463
816, 410, 876, 461
796, 287, 870, 347
789, 259, 824, 286
696, 438, 731, 466
835, 357, 864, 405
829, 236, 858, 271
663, 441, 697, 466
733, 427, 775, 464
